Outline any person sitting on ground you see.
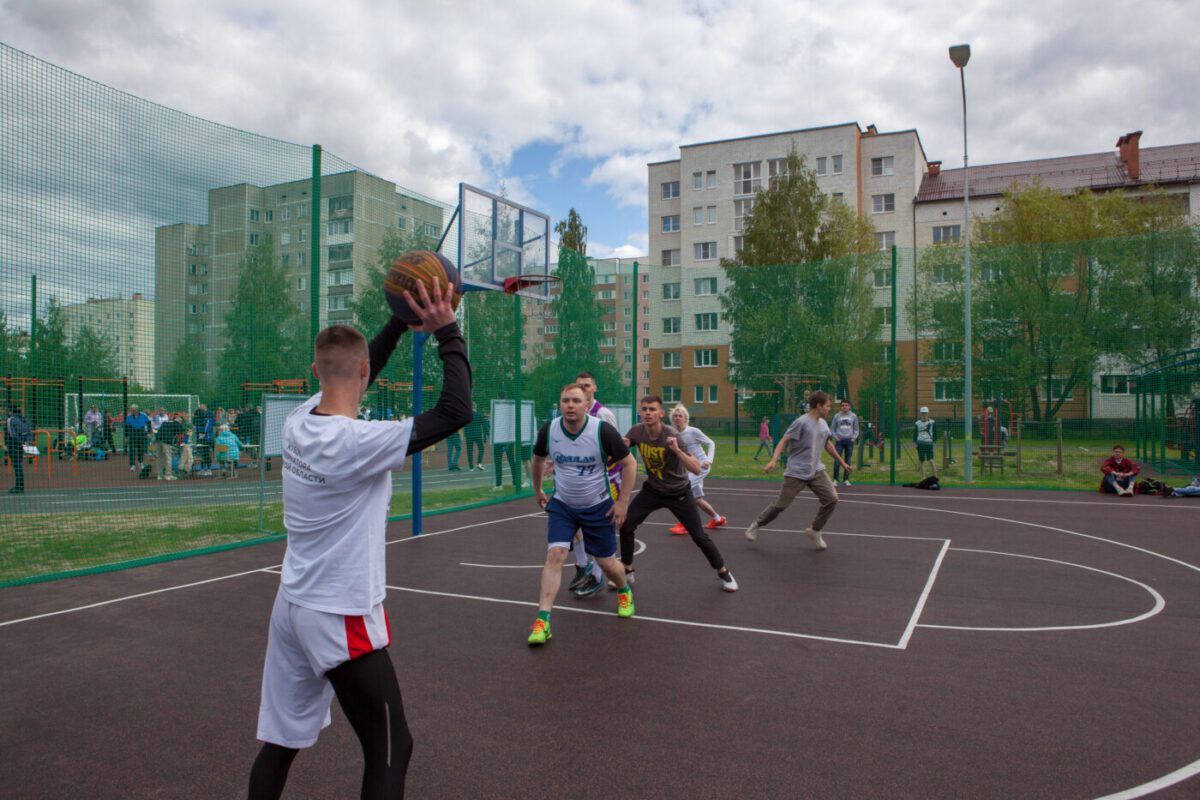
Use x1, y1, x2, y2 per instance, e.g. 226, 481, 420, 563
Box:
1100, 445, 1140, 496
1164, 476, 1200, 498
213, 423, 247, 480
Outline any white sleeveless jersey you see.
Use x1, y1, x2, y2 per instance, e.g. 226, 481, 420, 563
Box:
548, 414, 612, 508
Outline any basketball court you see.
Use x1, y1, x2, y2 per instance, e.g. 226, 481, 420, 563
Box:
2, 480, 1198, 798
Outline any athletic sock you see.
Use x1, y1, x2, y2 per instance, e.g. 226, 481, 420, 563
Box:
591, 560, 603, 580
573, 543, 588, 569
536, 610, 551, 623
619, 585, 632, 595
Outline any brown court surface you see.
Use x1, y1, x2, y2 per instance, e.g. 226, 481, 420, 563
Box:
2, 478, 1199, 799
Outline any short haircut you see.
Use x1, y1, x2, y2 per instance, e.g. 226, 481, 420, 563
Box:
640, 394, 663, 408
1113, 445, 1125, 451
809, 390, 830, 409
314, 324, 368, 381
560, 383, 587, 399
575, 371, 596, 382
670, 404, 690, 422
840, 399, 850, 406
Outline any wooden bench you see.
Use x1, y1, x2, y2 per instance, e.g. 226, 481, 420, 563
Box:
978, 444, 1004, 475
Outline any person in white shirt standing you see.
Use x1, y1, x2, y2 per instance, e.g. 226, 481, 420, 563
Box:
830, 399, 859, 486
249, 280, 469, 800
745, 391, 851, 550
563, 370, 620, 597
667, 405, 726, 533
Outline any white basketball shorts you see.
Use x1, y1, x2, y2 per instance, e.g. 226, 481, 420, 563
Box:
256, 590, 391, 748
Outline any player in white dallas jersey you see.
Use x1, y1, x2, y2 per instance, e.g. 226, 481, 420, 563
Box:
668, 405, 726, 532
249, 280, 470, 799
527, 383, 637, 645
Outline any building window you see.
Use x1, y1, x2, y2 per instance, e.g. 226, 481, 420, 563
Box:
265, 210, 273, 222
873, 268, 892, 288
694, 385, 706, 404
871, 156, 894, 176
250, 209, 260, 222
816, 157, 827, 175
933, 341, 963, 362
733, 198, 754, 232
874, 305, 892, 327
707, 170, 716, 189
733, 161, 761, 195
282, 207, 291, 221
249, 234, 259, 246
693, 172, 703, 190
981, 339, 1008, 360
872, 194, 895, 213
707, 205, 716, 224
663, 282, 681, 300
664, 317, 681, 334
598, 289, 615, 300
398, 216, 407, 230
694, 242, 717, 261
298, 252, 306, 266
423, 222, 438, 237
298, 228, 307, 242
1100, 374, 1130, 394
188, 284, 198, 296
694, 348, 719, 367
281, 231, 292, 245
663, 385, 681, 403
545, 324, 559, 334
296, 277, 307, 291
767, 158, 789, 187
932, 265, 954, 285
663, 181, 680, 199
661, 249, 681, 266
709, 385, 718, 403
695, 312, 719, 330
328, 269, 354, 286
832, 154, 843, 174
980, 264, 1004, 282
934, 379, 964, 402
732, 235, 744, 254
694, 277, 718, 296
663, 352, 682, 369
933, 224, 961, 244
329, 195, 354, 214
328, 295, 350, 311
662, 215, 680, 233
328, 220, 352, 235
694, 207, 704, 226
1043, 377, 1075, 402
329, 244, 352, 261
831, 192, 844, 204
876, 231, 896, 250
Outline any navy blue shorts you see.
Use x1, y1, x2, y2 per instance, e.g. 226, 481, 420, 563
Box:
545, 496, 617, 559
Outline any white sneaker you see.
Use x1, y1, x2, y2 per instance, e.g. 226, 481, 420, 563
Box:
843, 479, 852, 486
805, 527, 827, 551
130, 465, 138, 471
744, 521, 759, 542
719, 570, 738, 592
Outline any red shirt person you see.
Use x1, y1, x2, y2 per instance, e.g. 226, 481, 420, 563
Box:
1100, 446, 1140, 496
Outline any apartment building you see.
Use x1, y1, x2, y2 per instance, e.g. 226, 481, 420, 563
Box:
60, 293, 155, 388
646, 123, 927, 417
154, 171, 447, 385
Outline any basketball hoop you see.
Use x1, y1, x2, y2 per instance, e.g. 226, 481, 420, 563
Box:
503, 274, 560, 295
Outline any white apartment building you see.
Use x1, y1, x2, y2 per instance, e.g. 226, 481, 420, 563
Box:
60, 294, 155, 388
646, 123, 927, 417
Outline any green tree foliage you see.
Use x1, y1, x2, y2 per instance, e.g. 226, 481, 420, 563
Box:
27, 297, 70, 383
163, 335, 210, 399
720, 149, 883, 404
216, 235, 305, 405
912, 182, 1198, 420
0, 311, 22, 379
68, 326, 120, 381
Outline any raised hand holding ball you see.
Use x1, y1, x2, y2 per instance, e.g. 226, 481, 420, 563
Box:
384, 250, 462, 324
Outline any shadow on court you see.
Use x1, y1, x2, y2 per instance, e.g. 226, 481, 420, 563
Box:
2, 479, 1199, 798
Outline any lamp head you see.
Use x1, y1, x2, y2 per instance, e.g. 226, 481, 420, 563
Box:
949, 44, 971, 68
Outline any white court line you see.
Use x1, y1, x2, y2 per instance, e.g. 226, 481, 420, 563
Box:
896, 539, 950, 648
918, 548, 1165, 632
707, 486, 1200, 510
0, 567, 276, 628
384, 584, 904, 650
1093, 759, 1200, 799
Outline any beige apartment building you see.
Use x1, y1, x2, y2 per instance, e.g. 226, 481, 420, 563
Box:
154, 171, 447, 386
60, 293, 155, 388
646, 123, 928, 418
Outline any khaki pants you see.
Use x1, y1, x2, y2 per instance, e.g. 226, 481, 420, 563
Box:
755, 470, 839, 531
153, 442, 174, 478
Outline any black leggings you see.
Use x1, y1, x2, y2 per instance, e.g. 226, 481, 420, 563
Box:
619, 484, 725, 571
248, 648, 414, 800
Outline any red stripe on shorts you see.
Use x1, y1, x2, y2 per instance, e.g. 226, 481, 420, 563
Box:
344, 615, 373, 660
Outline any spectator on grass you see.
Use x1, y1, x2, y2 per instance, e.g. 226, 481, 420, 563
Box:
154, 413, 185, 480
914, 407, 937, 480
5, 406, 32, 495
196, 408, 215, 475
831, 400, 859, 486
1100, 445, 1139, 496
754, 417, 773, 461
124, 404, 151, 473
83, 404, 103, 446
1164, 476, 1200, 498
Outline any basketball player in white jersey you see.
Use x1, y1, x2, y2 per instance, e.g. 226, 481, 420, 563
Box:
527, 383, 637, 645
563, 371, 620, 596
249, 280, 469, 799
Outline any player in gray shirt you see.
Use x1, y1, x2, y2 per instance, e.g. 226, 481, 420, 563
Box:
745, 390, 852, 550
830, 399, 859, 486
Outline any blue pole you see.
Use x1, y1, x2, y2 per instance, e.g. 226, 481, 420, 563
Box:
411, 332, 429, 535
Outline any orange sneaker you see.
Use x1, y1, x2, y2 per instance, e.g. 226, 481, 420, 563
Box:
705, 515, 727, 529
670, 523, 687, 534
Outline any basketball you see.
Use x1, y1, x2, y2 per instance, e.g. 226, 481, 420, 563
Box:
384, 250, 462, 323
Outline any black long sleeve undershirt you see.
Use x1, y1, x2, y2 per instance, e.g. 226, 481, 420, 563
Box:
366, 317, 473, 455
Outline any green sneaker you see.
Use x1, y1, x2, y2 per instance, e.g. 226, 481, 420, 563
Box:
527, 617, 551, 646
617, 589, 635, 619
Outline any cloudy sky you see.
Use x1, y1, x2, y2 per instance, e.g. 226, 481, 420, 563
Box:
2, 0, 1196, 261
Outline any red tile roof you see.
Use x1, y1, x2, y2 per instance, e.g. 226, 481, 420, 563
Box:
915, 142, 1200, 203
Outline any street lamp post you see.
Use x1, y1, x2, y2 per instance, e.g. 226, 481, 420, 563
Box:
949, 43, 972, 482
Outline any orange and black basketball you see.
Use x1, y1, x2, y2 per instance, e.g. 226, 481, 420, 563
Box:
384, 250, 462, 323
